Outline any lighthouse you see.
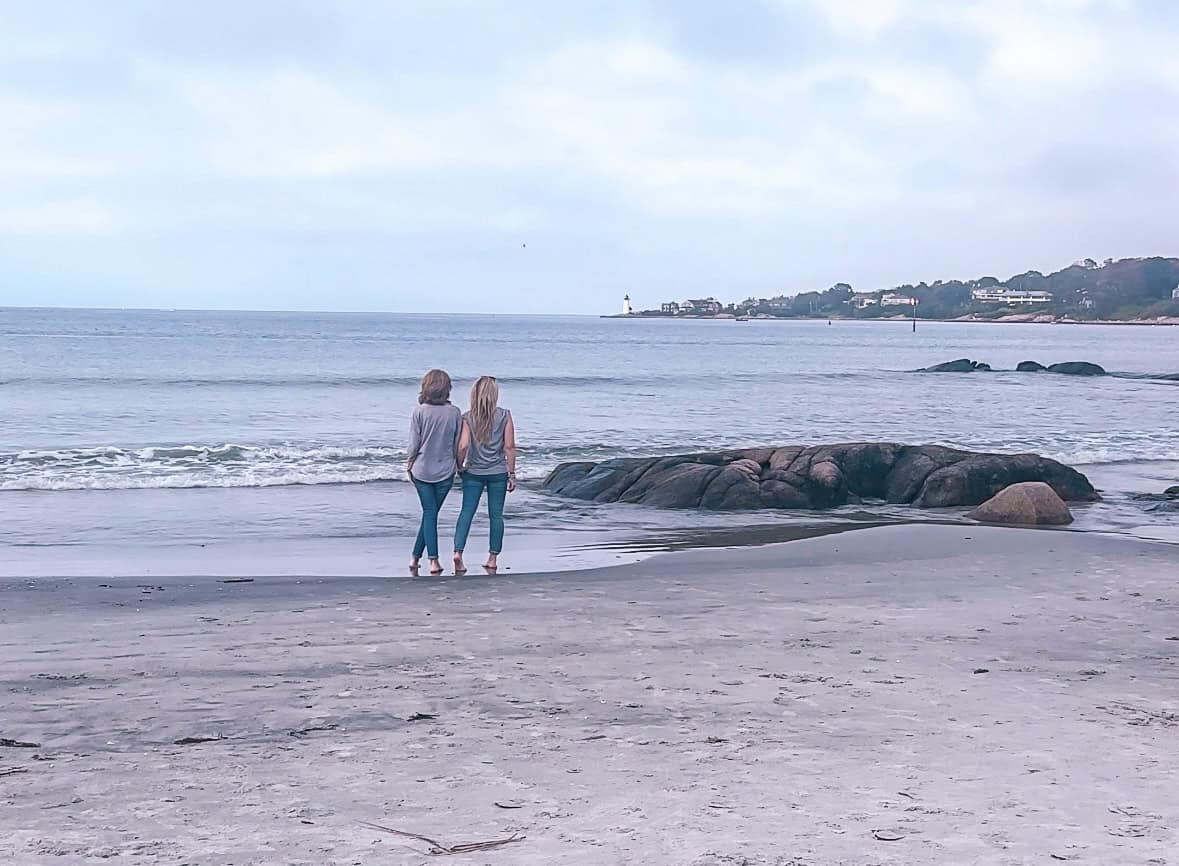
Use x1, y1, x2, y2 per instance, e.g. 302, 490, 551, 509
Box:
622, 294, 633, 316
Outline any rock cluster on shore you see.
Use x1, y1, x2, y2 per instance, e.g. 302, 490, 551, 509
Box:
544, 443, 1099, 511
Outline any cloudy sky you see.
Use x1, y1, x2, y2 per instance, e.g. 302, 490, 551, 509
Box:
3, 0, 1177, 313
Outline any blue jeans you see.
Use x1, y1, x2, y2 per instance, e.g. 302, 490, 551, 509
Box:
453, 472, 509, 555
412, 475, 454, 560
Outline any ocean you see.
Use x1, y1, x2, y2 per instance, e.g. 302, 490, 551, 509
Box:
3, 307, 1177, 576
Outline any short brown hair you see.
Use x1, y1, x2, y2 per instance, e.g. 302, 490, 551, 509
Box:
418, 369, 452, 405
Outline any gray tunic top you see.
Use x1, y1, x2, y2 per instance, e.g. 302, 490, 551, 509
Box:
407, 403, 462, 483
463, 407, 511, 476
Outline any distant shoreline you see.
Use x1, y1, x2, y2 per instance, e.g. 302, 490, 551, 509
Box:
601, 313, 1179, 326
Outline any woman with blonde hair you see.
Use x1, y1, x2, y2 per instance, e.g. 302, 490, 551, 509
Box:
406, 368, 462, 576
452, 376, 516, 574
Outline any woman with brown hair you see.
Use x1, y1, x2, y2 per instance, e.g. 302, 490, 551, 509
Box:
452, 376, 516, 574
406, 369, 462, 575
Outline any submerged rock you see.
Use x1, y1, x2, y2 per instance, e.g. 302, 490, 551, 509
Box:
1046, 361, 1106, 376
919, 359, 1109, 376
967, 482, 1074, 526
544, 444, 1098, 511
918, 359, 991, 373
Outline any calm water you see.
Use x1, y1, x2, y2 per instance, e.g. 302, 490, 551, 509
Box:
3, 308, 1177, 575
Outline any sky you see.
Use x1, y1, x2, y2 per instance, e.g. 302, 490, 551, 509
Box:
2, 0, 1178, 314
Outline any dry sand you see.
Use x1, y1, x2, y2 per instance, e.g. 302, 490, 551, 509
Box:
1, 525, 1177, 865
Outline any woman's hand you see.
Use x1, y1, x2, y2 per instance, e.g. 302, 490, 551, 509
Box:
507, 473, 516, 493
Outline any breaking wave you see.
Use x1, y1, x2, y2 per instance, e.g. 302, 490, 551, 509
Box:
3, 432, 1176, 492
0, 442, 600, 491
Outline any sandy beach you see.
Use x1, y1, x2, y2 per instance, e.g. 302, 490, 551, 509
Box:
2, 524, 1177, 865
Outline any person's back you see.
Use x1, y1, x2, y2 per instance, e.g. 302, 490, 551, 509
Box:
406, 369, 462, 575
453, 376, 516, 573
409, 402, 462, 482
462, 406, 510, 475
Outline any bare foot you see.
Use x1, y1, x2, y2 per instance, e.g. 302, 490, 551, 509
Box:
408, 557, 421, 575
428, 558, 444, 576
453, 554, 467, 575
484, 554, 498, 572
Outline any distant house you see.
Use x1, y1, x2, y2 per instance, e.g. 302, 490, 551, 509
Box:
1172, 286, 1179, 300
880, 293, 917, 306
850, 293, 879, 309
680, 297, 722, 315
971, 288, 1054, 305
661, 301, 681, 314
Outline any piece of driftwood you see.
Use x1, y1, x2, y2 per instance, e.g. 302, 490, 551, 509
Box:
289, 724, 338, 738
0, 767, 29, 777
0, 738, 39, 749
360, 821, 524, 855
173, 734, 225, 745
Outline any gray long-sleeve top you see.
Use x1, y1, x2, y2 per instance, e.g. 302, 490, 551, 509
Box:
407, 403, 462, 483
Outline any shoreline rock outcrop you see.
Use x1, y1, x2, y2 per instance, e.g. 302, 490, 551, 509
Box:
544, 443, 1099, 511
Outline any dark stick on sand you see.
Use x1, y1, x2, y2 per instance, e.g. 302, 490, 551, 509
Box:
359, 821, 525, 855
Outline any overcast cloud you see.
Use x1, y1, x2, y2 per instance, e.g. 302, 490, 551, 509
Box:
2, 0, 1177, 313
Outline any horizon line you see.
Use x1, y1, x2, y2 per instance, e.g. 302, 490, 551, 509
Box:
0, 304, 601, 317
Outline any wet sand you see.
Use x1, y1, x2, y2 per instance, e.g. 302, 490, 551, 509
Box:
2, 525, 1177, 865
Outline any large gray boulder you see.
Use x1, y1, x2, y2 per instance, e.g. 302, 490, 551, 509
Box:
967, 482, 1074, 526
913, 452, 1097, 508
543, 443, 1098, 511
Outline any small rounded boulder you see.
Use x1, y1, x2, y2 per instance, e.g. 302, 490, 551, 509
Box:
967, 481, 1074, 526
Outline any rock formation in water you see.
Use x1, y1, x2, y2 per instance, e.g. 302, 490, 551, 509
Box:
1132, 485, 1179, 513
920, 359, 1108, 375
918, 359, 993, 372
1037, 361, 1107, 376
544, 443, 1099, 511
967, 481, 1074, 526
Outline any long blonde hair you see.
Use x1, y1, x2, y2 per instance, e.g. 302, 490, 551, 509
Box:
468, 376, 499, 443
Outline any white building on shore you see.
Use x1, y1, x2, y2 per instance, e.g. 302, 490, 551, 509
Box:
680, 297, 722, 315
622, 294, 633, 315
971, 288, 1054, 305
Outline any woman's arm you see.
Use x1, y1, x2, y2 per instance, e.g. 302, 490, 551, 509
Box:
456, 418, 471, 473
405, 408, 421, 478
504, 412, 517, 492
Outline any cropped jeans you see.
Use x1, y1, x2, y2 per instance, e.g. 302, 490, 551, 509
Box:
412, 475, 454, 560
453, 472, 509, 554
